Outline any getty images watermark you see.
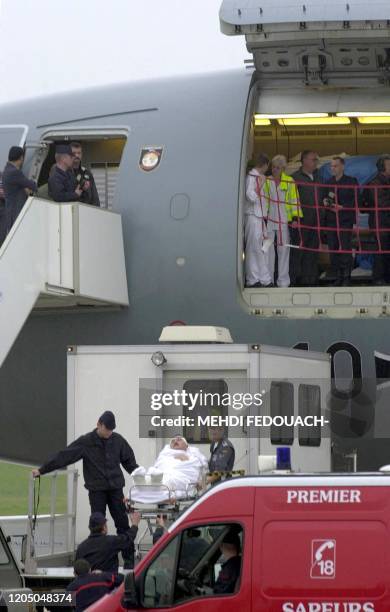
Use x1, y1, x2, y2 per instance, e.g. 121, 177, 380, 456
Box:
149, 390, 328, 429
138, 379, 332, 438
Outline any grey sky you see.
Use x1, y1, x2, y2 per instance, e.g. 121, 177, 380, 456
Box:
0, 0, 249, 104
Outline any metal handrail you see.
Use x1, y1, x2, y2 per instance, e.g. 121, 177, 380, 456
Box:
24, 469, 78, 573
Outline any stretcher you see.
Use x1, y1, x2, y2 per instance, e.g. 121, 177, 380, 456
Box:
127, 470, 245, 559
127, 480, 205, 559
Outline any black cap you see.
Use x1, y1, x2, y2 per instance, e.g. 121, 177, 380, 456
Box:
98, 410, 116, 430
55, 144, 73, 155
89, 512, 107, 530
8, 146, 24, 162
222, 531, 241, 551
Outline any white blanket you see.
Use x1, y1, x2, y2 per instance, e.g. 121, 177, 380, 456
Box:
130, 445, 208, 504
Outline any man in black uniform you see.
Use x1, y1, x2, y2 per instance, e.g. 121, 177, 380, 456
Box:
71, 142, 100, 207
66, 558, 123, 612
76, 511, 140, 573
32, 411, 138, 568
2, 146, 37, 233
323, 157, 358, 286
291, 150, 322, 286
361, 155, 390, 284
48, 144, 83, 202
208, 426, 235, 484
213, 531, 241, 594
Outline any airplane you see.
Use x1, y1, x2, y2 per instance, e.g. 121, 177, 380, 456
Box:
1, 0, 390, 473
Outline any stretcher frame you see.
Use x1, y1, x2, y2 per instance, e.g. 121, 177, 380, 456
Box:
127, 481, 204, 559
127, 470, 246, 559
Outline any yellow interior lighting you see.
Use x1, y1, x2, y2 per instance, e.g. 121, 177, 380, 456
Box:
337, 112, 390, 118
277, 117, 350, 126
357, 116, 390, 124
255, 113, 328, 120
254, 118, 271, 126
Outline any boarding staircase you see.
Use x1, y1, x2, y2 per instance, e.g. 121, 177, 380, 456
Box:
0, 197, 129, 367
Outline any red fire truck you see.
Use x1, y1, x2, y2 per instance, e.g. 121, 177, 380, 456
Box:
88, 474, 389, 611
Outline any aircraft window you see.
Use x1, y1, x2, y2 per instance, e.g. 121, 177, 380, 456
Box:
182, 380, 228, 444
270, 381, 294, 445
298, 384, 321, 447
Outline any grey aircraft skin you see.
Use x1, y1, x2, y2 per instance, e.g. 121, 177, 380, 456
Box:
0, 69, 386, 470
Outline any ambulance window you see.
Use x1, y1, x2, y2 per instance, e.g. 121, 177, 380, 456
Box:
142, 535, 180, 607
270, 381, 294, 445
182, 379, 228, 444
298, 384, 321, 447
173, 523, 242, 603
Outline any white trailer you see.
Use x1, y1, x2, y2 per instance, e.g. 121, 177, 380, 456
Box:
66, 327, 331, 544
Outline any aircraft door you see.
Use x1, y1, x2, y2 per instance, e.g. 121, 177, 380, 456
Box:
219, 1, 390, 86
24, 141, 50, 184
161, 368, 251, 477
0, 125, 28, 170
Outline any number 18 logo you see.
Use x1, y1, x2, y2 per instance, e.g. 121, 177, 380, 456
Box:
310, 539, 336, 579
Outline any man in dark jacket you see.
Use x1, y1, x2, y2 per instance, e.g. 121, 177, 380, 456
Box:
71, 142, 100, 207
291, 150, 322, 286
67, 558, 123, 612
213, 531, 241, 594
361, 154, 390, 284
2, 146, 37, 233
207, 426, 235, 484
32, 411, 138, 568
76, 511, 140, 573
323, 157, 358, 286
48, 144, 83, 202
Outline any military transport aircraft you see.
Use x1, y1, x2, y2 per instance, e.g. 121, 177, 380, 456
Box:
1, 0, 390, 469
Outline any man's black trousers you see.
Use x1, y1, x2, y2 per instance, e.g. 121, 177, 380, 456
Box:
88, 489, 133, 566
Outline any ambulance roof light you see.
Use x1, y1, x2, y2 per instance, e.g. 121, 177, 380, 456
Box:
159, 326, 233, 344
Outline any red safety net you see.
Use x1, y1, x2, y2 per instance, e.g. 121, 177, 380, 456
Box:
262, 178, 390, 254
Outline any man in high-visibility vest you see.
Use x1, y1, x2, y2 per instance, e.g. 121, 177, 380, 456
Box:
262, 155, 302, 287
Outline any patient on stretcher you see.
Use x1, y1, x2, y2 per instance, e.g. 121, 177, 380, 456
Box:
129, 436, 208, 504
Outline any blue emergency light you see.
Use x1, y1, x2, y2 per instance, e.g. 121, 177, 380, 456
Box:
276, 447, 291, 470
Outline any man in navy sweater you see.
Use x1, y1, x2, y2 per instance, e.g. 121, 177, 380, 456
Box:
323, 157, 358, 286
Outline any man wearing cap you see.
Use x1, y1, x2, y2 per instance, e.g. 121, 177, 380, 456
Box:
2, 146, 37, 232
32, 411, 138, 568
48, 144, 84, 202
75, 511, 140, 574
70, 141, 100, 207
207, 426, 235, 484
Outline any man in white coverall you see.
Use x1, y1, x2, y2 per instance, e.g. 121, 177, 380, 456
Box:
244, 153, 273, 288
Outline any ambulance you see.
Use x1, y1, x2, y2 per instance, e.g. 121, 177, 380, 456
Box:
89, 473, 390, 611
